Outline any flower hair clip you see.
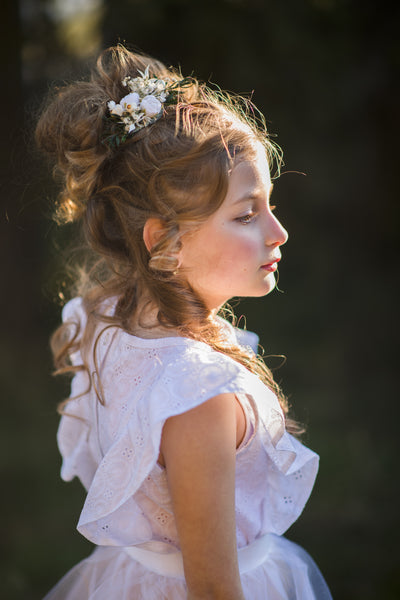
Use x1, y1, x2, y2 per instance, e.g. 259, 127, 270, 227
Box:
104, 66, 193, 148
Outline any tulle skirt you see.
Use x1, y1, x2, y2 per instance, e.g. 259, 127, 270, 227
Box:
43, 534, 332, 599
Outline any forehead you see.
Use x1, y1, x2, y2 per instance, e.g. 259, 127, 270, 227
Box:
226, 143, 271, 201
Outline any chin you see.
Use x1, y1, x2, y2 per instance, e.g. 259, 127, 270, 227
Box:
259, 272, 277, 291
257, 278, 277, 297
259, 286, 276, 298
242, 284, 276, 300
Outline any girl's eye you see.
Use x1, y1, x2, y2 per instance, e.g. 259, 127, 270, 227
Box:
236, 212, 255, 224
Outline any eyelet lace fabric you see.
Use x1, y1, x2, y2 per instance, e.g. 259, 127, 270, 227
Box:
47, 298, 333, 600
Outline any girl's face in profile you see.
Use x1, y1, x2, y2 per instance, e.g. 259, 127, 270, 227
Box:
180, 141, 288, 311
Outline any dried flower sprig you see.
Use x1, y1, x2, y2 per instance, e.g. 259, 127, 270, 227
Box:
104, 66, 193, 148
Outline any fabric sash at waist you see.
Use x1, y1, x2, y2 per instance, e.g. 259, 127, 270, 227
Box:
123, 535, 273, 580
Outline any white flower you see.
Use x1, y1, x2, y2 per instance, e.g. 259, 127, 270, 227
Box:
120, 92, 140, 113
155, 80, 167, 92
133, 79, 146, 93
140, 95, 162, 117
107, 100, 124, 116
144, 79, 162, 95
137, 65, 150, 80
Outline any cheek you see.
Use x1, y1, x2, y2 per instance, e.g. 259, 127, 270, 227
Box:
222, 231, 259, 264
206, 237, 258, 277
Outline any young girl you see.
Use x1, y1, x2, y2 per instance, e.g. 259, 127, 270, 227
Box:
37, 45, 332, 599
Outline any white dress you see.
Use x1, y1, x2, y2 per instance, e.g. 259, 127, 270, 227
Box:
44, 297, 332, 599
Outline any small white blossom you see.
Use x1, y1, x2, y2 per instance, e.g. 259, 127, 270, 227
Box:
140, 95, 162, 117
107, 100, 124, 116
132, 79, 146, 93
138, 65, 150, 80
155, 80, 167, 92
120, 92, 140, 112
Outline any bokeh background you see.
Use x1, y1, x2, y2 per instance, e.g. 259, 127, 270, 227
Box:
1, 0, 399, 598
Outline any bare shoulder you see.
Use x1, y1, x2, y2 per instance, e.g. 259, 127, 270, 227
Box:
158, 393, 245, 467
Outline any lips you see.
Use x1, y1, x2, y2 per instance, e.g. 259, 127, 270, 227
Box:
260, 257, 281, 272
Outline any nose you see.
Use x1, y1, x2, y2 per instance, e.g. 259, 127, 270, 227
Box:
265, 213, 288, 247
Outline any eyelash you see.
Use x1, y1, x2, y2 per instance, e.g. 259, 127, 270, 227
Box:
236, 212, 256, 224
236, 205, 276, 224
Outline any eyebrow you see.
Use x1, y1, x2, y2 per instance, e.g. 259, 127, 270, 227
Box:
232, 183, 274, 205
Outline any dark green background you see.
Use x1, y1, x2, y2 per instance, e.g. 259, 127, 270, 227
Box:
1, 0, 399, 598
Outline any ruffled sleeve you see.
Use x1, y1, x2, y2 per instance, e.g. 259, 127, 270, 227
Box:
235, 395, 320, 536
76, 342, 254, 546
56, 298, 102, 491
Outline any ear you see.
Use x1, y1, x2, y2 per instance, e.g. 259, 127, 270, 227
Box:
143, 218, 166, 253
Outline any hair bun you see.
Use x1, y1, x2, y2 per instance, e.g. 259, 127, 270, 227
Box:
35, 46, 198, 223
36, 77, 113, 222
